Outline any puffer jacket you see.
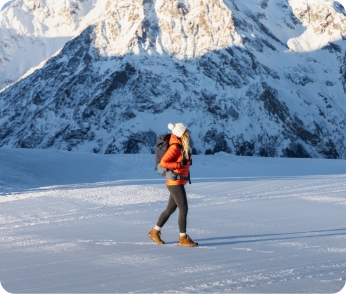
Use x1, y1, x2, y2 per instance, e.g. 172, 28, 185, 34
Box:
160, 134, 191, 186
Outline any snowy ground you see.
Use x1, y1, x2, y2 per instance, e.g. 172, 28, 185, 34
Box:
0, 147, 346, 293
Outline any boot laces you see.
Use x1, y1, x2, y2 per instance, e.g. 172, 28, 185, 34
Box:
186, 235, 193, 242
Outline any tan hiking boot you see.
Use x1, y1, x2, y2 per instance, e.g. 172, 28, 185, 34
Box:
178, 235, 198, 247
147, 229, 165, 245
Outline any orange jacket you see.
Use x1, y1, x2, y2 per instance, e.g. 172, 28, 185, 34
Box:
160, 134, 191, 186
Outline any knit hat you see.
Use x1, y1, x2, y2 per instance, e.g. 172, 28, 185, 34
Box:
168, 123, 187, 138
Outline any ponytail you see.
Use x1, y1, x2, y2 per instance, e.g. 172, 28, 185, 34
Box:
180, 131, 190, 160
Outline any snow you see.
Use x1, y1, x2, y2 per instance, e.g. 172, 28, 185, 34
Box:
0, 0, 103, 90
0, 0, 11, 11
1, 147, 346, 293
1, 0, 346, 158
288, 0, 346, 52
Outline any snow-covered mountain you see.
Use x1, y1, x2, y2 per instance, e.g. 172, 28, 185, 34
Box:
1, 0, 346, 158
0, 0, 104, 89
0, 1, 14, 11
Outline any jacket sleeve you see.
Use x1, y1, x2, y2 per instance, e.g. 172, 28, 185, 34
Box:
160, 144, 182, 170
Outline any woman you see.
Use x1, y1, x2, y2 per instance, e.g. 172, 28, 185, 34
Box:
148, 123, 198, 247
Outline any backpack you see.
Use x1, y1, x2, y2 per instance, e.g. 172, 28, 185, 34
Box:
154, 134, 191, 183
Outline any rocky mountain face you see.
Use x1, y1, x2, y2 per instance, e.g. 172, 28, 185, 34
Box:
1, 0, 346, 158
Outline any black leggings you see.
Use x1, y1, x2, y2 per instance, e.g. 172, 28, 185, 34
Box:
156, 185, 188, 233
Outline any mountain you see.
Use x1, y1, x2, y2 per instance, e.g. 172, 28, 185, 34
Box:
0, 0, 103, 89
1, 0, 346, 158
1, 1, 15, 11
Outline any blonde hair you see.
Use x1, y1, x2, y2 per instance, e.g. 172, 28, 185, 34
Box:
180, 131, 190, 160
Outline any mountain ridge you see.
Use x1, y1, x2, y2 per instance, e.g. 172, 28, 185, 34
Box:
1, 0, 346, 158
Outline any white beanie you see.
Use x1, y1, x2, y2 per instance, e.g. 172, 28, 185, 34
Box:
168, 123, 187, 138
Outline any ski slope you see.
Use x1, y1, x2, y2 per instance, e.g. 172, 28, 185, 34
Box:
0, 147, 346, 293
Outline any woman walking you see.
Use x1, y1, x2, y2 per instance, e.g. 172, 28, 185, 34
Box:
148, 123, 198, 247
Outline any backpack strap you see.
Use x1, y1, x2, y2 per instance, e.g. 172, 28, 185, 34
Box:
167, 170, 191, 184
